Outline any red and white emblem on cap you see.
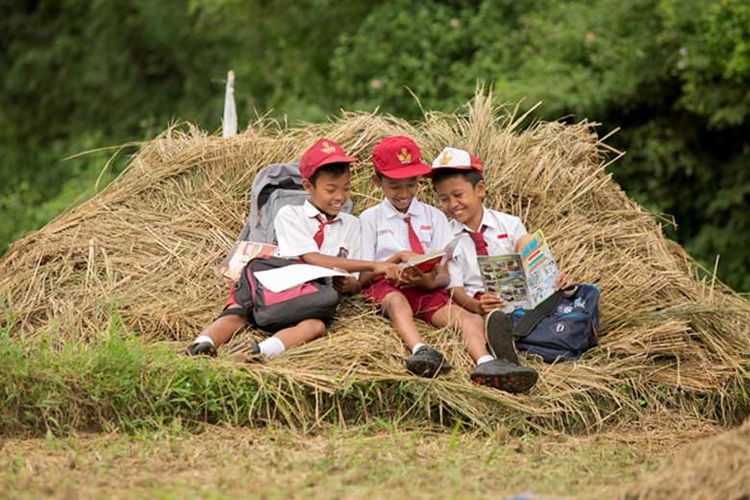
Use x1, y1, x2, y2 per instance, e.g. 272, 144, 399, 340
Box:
397, 147, 412, 164
320, 141, 336, 154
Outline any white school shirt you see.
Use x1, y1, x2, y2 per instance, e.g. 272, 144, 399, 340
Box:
447, 207, 528, 297
274, 200, 362, 260
359, 197, 452, 262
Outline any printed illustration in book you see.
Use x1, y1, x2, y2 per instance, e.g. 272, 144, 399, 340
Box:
476, 230, 558, 313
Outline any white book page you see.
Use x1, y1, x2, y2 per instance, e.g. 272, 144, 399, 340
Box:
254, 264, 351, 293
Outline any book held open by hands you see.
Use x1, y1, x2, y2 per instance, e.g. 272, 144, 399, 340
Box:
477, 230, 559, 313
400, 251, 445, 274
398, 234, 466, 275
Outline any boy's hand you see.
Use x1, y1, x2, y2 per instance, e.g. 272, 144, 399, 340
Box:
397, 250, 418, 262
333, 275, 361, 295
388, 250, 417, 264
373, 262, 401, 282
398, 267, 435, 289
554, 272, 569, 290
478, 293, 506, 315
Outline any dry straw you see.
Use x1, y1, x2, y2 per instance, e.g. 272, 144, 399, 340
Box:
1, 90, 748, 432
620, 417, 750, 499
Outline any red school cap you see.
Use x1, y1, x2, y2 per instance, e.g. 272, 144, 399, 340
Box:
299, 138, 358, 179
371, 136, 432, 179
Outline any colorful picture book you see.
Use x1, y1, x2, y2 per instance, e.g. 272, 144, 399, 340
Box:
219, 240, 277, 281
476, 229, 558, 313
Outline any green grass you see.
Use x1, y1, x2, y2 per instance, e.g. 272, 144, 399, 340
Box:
0, 423, 684, 499
1, 325, 253, 434
0, 321, 504, 435
0, 317, 726, 497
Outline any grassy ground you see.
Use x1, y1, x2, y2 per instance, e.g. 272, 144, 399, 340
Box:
0, 325, 735, 497
0, 417, 716, 499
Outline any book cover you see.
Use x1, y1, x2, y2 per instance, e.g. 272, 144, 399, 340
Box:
519, 230, 558, 307
476, 229, 558, 313
219, 240, 278, 281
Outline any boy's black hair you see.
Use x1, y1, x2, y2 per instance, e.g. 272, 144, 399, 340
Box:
431, 168, 483, 188
308, 162, 350, 185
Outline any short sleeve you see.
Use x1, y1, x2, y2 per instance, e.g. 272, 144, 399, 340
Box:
509, 216, 528, 249
359, 210, 377, 261
346, 217, 362, 260
431, 209, 452, 250
447, 247, 466, 289
274, 206, 318, 257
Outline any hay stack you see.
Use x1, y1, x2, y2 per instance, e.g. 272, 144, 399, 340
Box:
623, 418, 750, 499
1, 91, 748, 431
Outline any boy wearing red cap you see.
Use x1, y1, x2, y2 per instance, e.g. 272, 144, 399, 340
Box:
188, 138, 400, 358
431, 147, 568, 391
359, 136, 529, 390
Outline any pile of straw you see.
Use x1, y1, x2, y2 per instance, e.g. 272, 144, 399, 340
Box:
2, 91, 748, 431
624, 417, 750, 498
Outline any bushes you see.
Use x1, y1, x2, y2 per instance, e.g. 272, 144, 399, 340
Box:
1, 0, 748, 289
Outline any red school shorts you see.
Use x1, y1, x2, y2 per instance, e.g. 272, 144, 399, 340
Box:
216, 280, 250, 320
364, 278, 451, 324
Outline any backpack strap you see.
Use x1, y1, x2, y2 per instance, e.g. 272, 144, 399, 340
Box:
513, 285, 577, 339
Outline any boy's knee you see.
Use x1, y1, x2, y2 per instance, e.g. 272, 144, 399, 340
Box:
381, 292, 409, 312
311, 319, 326, 337
458, 308, 484, 330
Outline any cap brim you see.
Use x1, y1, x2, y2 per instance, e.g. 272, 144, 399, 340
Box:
318, 153, 358, 167
425, 164, 481, 177
380, 162, 432, 179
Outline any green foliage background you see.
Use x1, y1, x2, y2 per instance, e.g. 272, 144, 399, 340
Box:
1, 0, 748, 290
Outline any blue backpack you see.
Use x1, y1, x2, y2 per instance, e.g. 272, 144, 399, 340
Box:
509, 284, 600, 363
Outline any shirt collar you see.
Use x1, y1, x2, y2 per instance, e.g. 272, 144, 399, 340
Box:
480, 208, 501, 230
303, 199, 341, 222
451, 206, 499, 233
383, 197, 421, 219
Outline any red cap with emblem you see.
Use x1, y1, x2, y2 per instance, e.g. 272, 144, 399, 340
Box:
299, 138, 357, 179
371, 136, 431, 179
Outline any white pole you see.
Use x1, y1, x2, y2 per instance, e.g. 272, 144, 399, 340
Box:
222, 70, 237, 138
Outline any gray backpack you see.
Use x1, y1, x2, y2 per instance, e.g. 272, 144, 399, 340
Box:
238, 161, 353, 244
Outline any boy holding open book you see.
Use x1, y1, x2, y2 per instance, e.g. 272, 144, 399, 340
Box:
360, 136, 534, 390
431, 147, 568, 390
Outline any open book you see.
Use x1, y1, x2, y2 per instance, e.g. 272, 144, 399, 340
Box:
400, 234, 465, 274
476, 230, 558, 313
218, 241, 278, 281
